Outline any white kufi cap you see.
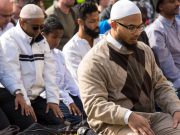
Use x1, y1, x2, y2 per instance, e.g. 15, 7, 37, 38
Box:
20, 4, 44, 19
110, 0, 141, 20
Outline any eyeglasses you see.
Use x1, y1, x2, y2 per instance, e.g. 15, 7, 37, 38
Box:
116, 21, 145, 33
31, 25, 44, 31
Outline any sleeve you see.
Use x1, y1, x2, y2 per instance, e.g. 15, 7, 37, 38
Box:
147, 28, 180, 89
63, 45, 81, 85
78, 55, 129, 125
55, 51, 74, 106
59, 90, 74, 106
63, 53, 80, 97
149, 47, 180, 115
0, 36, 31, 105
43, 42, 60, 105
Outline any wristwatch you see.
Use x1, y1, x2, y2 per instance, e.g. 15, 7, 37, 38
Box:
14, 90, 23, 96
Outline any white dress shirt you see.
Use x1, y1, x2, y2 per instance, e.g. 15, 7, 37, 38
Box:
52, 49, 80, 106
62, 33, 103, 84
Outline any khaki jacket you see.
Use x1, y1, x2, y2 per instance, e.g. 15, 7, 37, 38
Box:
78, 37, 180, 134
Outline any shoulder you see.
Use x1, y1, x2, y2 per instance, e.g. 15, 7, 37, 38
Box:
45, 5, 55, 15
63, 34, 80, 51
83, 38, 109, 62
137, 41, 154, 57
0, 27, 16, 42
146, 18, 166, 34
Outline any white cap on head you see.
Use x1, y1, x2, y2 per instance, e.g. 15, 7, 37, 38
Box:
20, 4, 44, 19
110, 0, 141, 21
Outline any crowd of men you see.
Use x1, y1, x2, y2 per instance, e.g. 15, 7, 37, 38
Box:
0, 0, 180, 135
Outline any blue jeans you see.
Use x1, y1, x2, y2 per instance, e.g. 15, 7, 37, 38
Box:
59, 95, 86, 124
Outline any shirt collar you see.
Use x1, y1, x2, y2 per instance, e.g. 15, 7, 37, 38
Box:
16, 21, 33, 45
158, 14, 177, 28
16, 21, 44, 45
75, 33, 101, 46
106, 32, 122, 49
106, 32, 134, 55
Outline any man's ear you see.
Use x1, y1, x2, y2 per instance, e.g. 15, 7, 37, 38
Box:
110, 21, 117, 29
19, 18, 25, 27
41, 32, 45, 36
77, 18, 84, 26
158, 3, 163, 13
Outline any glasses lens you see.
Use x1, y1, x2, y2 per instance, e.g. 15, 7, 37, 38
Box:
127, 25, 136, 32
32, 25, 44, 31
128, 24, 145, 33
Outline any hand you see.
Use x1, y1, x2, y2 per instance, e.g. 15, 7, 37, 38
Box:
15, 94, 37, 121
128, 112, 155, 135
24, 105, 37, 122
68, 103, 82, 116
46, 103, 64, 118
172, 111, 180, 128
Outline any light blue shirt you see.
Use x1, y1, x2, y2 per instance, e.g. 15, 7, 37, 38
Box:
52, 49, 80, 106
146, 14, 180, 89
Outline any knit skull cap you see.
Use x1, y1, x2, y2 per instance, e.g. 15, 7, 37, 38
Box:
110, 0, 141, 21
20, 4, 44, 19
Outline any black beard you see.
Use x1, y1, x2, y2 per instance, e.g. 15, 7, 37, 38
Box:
84, 25, 99, 39
117, 39, 137, 50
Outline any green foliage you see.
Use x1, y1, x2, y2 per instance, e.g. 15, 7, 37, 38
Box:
44, 0, 54, 9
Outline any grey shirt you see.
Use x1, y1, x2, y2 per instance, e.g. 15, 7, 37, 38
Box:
146, 14, 180, 89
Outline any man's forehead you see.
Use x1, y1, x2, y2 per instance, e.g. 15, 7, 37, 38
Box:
0, 1, 13, 13
117, 13, 142, 21
24, 18, 44, 23
85, 11, 99, 19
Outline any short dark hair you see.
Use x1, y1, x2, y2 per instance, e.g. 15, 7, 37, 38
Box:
78, 1, 98, 20
42, 15, 63, 34
156, 0, 164, 13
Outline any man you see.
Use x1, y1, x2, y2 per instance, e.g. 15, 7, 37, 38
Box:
46, 0, 77, 50
12, 0, 24, 23
0, 4, 64, 129
78, 1, 180, 135
96, 0, 110, 13
99, 0, 118, 21
0, 0, 15, 36
63, 1, 103, 85
146, 0, 180, 93
0, 42, 35, 130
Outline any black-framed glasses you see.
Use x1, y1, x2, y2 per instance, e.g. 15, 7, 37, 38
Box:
31, 25, 44, 31
116, 21, 145, 33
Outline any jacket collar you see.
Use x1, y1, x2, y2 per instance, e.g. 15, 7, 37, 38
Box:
106, 33, 134, 55
16, 21, 44, 45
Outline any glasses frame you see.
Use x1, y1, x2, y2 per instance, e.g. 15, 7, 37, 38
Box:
31, 25, 44, 31
24, 20, 44, 31
116, 21, 145, 33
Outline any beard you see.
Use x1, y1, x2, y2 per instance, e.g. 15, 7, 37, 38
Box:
117, 39, 137, 50
84, 25, 99, 39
